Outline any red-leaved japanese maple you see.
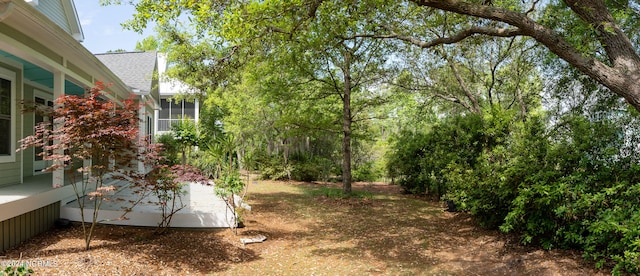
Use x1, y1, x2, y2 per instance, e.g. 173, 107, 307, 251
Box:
147, 163, 210, 234
20, 83, 213, 248
19, 83, 157, 250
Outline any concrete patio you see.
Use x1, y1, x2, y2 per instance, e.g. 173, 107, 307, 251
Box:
0, 174, 238, 229
61, 180, 238, 228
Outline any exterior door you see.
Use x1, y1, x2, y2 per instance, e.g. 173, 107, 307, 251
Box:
33, 91, 53, 174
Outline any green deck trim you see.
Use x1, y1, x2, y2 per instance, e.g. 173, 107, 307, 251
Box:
0, 201, 60, 253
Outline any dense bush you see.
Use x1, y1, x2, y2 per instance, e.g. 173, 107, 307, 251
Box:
386, 112, 485, 198
289, 153, 325, 182
387, 107, 640, 273
352, 161, 382, 182
156, 133, 180, 165
257, 152, 337, 182
497, 115, 640, 273
256, 154, 291, 181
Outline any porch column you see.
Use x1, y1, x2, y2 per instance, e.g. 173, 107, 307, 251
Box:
52, 71, 64, 188
154, 108, 159, 134
138, 95, 146, 174
194, 99, 200, 152
194, 99, 199, 123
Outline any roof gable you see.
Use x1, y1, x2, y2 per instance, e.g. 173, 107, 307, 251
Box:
30, 0, 83, 42
95, 51, 158, 95
158, 53, 194, 96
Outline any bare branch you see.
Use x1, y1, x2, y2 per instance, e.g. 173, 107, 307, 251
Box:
525, 0, 541, 15
441, 50, 482, 113
432, 93, 473, 112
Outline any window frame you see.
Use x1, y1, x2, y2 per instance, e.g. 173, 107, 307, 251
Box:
0, 66, 16, 163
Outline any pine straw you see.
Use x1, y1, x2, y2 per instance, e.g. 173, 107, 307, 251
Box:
1, 181, 609, 275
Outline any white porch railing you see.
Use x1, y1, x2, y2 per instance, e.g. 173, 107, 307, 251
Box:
157, 118, 195, 132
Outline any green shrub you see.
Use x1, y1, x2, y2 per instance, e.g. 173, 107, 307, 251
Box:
156, 133, 180, 165
352, 161, 382, 182
257, 155, 291, 181
258, 152, 338, 182
387, 112, 485, 198
1, 263, 34, 276
388, 106, 640, 272
291, 162, 321, 182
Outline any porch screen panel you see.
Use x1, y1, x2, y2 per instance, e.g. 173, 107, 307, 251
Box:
170, 100, 182, 119
0, 78, 10, 156
183, 101, 195, 119
159, 98, 170, 119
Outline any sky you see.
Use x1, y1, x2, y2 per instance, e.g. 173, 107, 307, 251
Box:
75, 1, 155, 54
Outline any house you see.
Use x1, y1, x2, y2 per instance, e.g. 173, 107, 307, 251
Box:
56, 51, 237, 229
57, 51, 235, 229
0, 0, 156, 252
156, 53, 200, 134
0, 1, 235, 254
95, 50, 160, 143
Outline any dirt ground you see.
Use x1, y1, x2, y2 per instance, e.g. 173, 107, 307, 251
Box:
0, 180, 609, 275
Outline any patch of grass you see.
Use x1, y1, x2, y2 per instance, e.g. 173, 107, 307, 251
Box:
307, 186, 374, 199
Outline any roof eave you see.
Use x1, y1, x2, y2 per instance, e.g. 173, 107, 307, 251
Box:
1, 0, 131, 98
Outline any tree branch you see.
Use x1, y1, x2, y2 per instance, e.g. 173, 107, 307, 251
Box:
345, 25, 523, 49
433, 93, 473, 112
564, 0, 640, 67
441, 50, 482, 113
352, 115, 388, 123
409, 0, 639, 107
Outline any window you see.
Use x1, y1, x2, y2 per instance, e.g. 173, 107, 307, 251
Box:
160, 98, 197, 120
146, 115, 153, 141
158, 98, 197, 132
0, 67, 16, 163
0, 79, 11, 155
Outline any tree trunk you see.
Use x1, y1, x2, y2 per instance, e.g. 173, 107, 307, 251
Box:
516, 87, 527, 121
236, 149, 243, 171
341, 53, 353, 195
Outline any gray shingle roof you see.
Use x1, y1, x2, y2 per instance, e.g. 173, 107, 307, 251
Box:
95, 51, 157, 94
